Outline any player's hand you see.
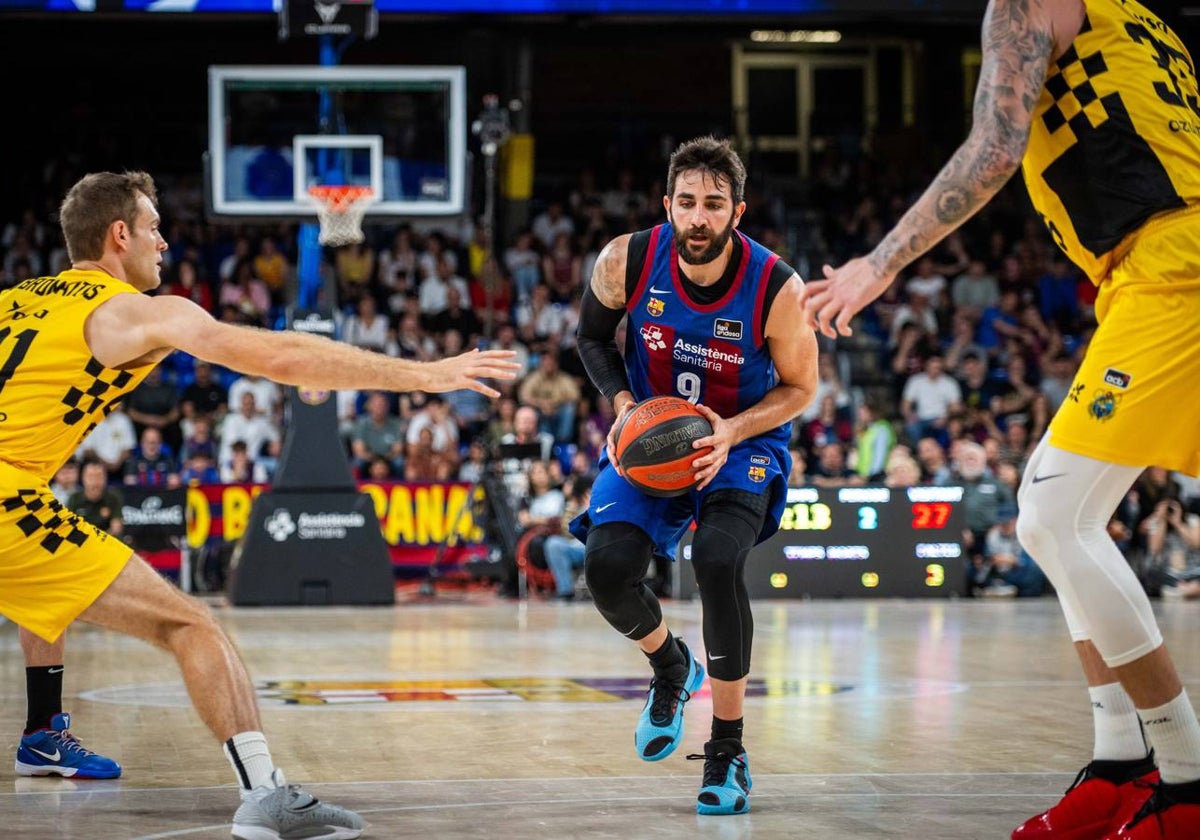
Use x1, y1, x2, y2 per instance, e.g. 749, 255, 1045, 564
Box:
691, 403, 736, 491
423, 349, 521, 398
798, 257, 895, 339
606, 392, 637, 474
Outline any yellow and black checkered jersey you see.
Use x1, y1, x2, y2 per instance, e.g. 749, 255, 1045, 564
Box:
1022, 0, 1200, 285
0, 269, 156, 482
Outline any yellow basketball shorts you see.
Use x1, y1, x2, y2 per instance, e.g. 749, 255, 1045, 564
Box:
1049, 208, 1200, 477
0, 461, 132, 642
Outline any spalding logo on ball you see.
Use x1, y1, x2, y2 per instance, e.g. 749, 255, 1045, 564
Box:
613, 396, 714, 497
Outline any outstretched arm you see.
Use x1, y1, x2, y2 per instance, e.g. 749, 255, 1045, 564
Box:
800, 0, 1058, 337
86, 293, 520, 397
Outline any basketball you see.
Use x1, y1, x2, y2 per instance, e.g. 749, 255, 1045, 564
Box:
613, 396, 714, 497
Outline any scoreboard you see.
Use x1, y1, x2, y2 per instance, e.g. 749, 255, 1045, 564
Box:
674, 485, 967, 599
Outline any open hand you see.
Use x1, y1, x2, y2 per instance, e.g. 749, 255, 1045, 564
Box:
798, 257, 894, 338
425, 349, 521, 398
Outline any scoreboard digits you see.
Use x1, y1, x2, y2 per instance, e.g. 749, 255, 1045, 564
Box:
676, 485, 967, 600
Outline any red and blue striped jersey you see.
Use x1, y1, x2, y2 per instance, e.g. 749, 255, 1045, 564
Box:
623, 223, 791, 447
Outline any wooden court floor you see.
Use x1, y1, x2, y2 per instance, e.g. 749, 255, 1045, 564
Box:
1, 595, 1198, 839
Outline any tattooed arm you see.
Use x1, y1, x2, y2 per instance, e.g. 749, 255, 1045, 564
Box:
800, 0, 1060, 338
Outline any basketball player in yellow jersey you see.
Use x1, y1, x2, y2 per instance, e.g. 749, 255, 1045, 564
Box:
800, 1, 1200, 838
0, 171, 520, 840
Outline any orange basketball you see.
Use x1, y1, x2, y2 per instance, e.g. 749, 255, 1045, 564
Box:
613, 396, 714, 497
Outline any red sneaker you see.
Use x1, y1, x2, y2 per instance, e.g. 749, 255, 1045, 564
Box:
1105, 786, 1200, 839
1013, 762, 1159, 840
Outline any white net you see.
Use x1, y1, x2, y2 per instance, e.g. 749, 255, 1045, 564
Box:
307, 186, 376, 247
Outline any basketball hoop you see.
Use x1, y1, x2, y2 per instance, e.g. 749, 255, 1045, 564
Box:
306, 185, 377, 247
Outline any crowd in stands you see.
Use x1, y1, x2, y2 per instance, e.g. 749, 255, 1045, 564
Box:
4, 145, 1198, 600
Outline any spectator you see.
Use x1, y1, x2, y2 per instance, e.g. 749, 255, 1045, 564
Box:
954, 440, 1015, 573
227, 372, 282, 420
180, 360, 229, 432
517, 351, 581, 443
125, 364, 182, 452
220, 439, 269, 484
218, 258, 271, 326
901, 353, 962, 445
418, 253, 471, 319
810, 442, 863, 488
799, 354, 851, 423
68, 457, 124, 539
491, 321, 532, 378
516, 460, 566, 531
853, 400, 896, 483
531, 198, 575, 250
218, 391, 282, 472
350, 391, 405, 476
252, 235, 291, 305
335, 241, 376, 306
394, 312, 437, 361
180, 451, 221, 486
378, 224, 419, 303
342, 295, 390, 353
499, 405, 557, 501
884, 449, 923, 487
1037, 252, 1081, 333
469, 254, 514, 333
76, 403, 137, 481
943, 311, 987, 374
514, 282, 566, 347
161, 258, 212, 313
541, 231, 583, 304
799, 393, 854, 459
1039, 351, 1078, 411
976, 287, 1022, 357
427, 285, 483, 342
440, 331, 491, 440
950, 258, 1000, 321
916, 436, 953, 485
406, 395, 460, 463
504, 229, 543, 303
124, 427, 181, 488
457, 439, 490, 484
543, 476, 592, 600
977, 503, 1048, 598
50, 457, 81, 507
787, 448, 810, 488
403, 426, 456, 482
889, 286, 939, 348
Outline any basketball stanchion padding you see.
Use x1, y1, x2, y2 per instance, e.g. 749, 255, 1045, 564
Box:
613, 396, 713, 497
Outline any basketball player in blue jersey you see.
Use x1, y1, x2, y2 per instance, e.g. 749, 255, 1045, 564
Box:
572, 136, 818, 815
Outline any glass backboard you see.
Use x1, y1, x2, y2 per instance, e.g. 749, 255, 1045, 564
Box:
207, 65, 466, 219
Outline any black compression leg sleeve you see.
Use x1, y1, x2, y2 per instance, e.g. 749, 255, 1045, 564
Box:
691, 489, 768, 681
584, 522, 662, 641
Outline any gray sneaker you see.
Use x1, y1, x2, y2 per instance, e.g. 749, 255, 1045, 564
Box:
232, 770, 365, 840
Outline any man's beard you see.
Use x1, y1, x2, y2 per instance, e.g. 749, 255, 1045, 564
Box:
674, 217, 735, 266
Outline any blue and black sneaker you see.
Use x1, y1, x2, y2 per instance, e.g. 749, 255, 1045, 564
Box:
635, 639, 705, 761
15, 713, 122, 779
689, 737, 752, 815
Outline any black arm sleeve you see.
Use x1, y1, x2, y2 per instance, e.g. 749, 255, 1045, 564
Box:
577, 285, 632, 403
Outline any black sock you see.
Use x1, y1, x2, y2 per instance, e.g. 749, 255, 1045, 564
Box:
25, 666, 63, 735
1088, 753, 1157, 784
1161, 777, 1200, 804
645, 633, 686, 678
712, 716, 744, 746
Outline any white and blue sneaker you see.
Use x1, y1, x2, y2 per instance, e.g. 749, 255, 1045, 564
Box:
689, 738, 752, 815
15, 713, 122, 779
634, 638, 705, 761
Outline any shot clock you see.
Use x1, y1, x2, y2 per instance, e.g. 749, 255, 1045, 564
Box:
675, 485, 967, 599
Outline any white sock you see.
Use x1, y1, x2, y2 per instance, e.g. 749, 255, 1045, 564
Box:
1090, 683, 1149, 762
1138, 691, 1200, 784
224, 731, 277, 792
